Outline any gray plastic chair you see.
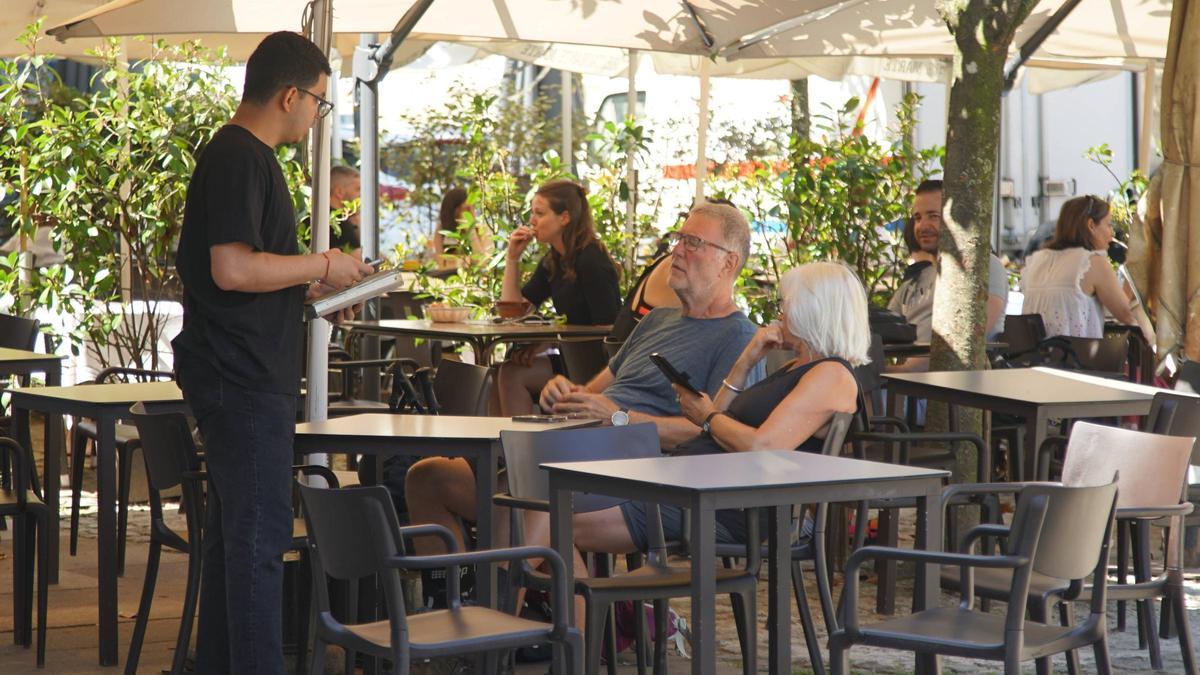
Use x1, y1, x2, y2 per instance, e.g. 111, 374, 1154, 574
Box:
950, 421, 1197, 675
830, 478, 1120, 675
557, 338, 609, 384
496, 422, 760, 675
713, 411, 855, 675
298, 483, 582, 674
0, 436, 48, 667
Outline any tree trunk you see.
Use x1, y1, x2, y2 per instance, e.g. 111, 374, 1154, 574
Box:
790, 78, 810, 141
929, 0, 1040, 486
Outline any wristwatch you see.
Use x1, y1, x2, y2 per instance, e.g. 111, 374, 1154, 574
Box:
611, 409, 630, 426
702, 411, 724, 435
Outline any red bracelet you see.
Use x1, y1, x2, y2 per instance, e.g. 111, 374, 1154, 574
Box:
320, 250, 331, 283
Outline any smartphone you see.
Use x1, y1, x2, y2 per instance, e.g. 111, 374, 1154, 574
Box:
512, 414, 570, 423
649, 352, 701, 396
364, 257, 384, 271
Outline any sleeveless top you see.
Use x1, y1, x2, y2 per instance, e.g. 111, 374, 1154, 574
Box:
671, 356, 858, 456
1020, 247, 1106, 339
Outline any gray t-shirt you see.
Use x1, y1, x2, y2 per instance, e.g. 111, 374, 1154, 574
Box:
605, 307, 761, 417
888, 254, 1009, 341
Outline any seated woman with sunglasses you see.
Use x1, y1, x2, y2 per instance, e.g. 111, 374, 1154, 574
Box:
1021, 195, 1136, 338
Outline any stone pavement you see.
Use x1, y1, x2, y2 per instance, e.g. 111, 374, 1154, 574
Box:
4, 496, 1199, 673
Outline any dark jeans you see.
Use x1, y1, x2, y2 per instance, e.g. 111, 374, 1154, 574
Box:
177, 359, 297, 675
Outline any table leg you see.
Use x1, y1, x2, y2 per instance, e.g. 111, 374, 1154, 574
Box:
11, 403, 32, 641
1022, 409, 1048, 482
97, 415, 118, 665
548, 477, 574, 626
914, 483, 942, 675
475, 442, 499, 609
45, 364, 62, 583
689, 500, 716, 675
767, 505, 790, 673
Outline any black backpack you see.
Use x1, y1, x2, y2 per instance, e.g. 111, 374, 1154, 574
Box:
868, 306, 918, 344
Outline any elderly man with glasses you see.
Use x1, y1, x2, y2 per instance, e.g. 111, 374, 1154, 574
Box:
401, 201, 762, 607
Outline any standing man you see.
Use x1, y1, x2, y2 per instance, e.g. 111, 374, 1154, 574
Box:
172, 32, 373, 674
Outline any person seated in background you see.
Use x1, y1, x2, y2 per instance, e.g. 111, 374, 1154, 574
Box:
429, 187, 490, 265
1021, 194, 1135, 338
519, 261, 866, 632
888, 179, 1009, 345
328, 165, 362, 258
404, 202, 760, 604
494, 180, 622, 416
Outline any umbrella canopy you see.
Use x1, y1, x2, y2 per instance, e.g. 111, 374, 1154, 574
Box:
1132, 0, 1200, 360
46, 0, 826, 56
726, 0, 1171, 62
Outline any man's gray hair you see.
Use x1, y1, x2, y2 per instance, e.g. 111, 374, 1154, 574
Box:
689, 202, 750, 272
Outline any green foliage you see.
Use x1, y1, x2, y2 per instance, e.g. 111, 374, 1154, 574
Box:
1085, 143, 1149, 238
715, 93, 943, 322
0, 25, 311, 369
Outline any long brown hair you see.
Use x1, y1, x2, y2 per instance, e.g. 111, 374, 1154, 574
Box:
535, 180, 618, 282
1045, 195, 1110, 251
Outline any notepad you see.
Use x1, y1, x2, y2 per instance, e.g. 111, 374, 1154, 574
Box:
304, 268, 405, 320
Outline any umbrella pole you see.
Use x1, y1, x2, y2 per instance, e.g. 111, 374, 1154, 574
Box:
695, 57, 710, 204
625, 49, 639, 235
305, 0, 334, 475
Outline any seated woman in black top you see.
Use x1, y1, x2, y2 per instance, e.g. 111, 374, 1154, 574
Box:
496, 180, 622, 415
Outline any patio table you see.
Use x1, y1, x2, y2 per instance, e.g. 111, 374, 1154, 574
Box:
0, 348, 65, 580
883, 366, 1161, 480
342, 319, 611, 365
293, 412, 598, 609
882, 341, 1006, 359
543, 450, 948, 675
7, 380, 185, 666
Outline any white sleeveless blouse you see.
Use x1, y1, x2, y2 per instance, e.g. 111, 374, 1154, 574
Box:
1020, 247, 1106, 339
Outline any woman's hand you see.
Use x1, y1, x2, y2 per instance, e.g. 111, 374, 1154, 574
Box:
507, 225, 535, 262
673, 383, 715, 425
741, 322, 785, 364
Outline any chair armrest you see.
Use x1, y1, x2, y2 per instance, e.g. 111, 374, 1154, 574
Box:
866, 416, 909, 433
390, 545, 573, 638
1035, 435, 1068, 481
292, 464, 340, 488
840, 546, 1029, 634
493, 493, 550, 512
326, 358, 404, 370
1117, 503, 1194, 520
958, 524, 1010, 553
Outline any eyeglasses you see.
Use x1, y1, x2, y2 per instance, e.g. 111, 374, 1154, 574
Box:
295, 86, 333, 119
667, 231, 734, 256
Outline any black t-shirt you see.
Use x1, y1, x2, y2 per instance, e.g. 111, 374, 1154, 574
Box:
329, 218, 361, 253
172, 124, 305, 395
520, 243, 620, 325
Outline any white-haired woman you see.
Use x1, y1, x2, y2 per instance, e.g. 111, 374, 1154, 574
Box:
528, 261, 869, 560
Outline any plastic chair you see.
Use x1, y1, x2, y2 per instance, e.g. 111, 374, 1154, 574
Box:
0, 313, 42, 482
1009, 418, 1199, 674
496, 422, 760, 675
68, 367, 174, 575
713, 411, 855, 675
124, 403, 204, 675
298, 483, 583, 674
557, 338, 609, 384
830, 478, 1120, 674
0, 436, 49, 666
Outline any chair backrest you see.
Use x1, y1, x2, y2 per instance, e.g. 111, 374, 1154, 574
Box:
1063, 334, 1129, 373
821, 412, 854, 457
999, 314, 1047, 357
558, 338, 609, 384
1015, 479, 1119, 582
128, 402, 200, 493
432, 359, 492, 415
852, 333, 885, 398
1147, 390, 1200, 439
1061, 421, 1193, 510
0, 313, 40, 351
298, 484, 411, 626
501, 423, 661, 502
0, 436, 38, 506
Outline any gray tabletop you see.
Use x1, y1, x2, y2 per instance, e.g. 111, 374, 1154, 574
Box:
544, 451, 948, 675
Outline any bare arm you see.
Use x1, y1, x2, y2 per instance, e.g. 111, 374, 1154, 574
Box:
985, 294, 1005, 337
501, 226, 534, 303
699, 362, 858, 453
1086, 255, 1136, 325
210, 242, 372, 293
